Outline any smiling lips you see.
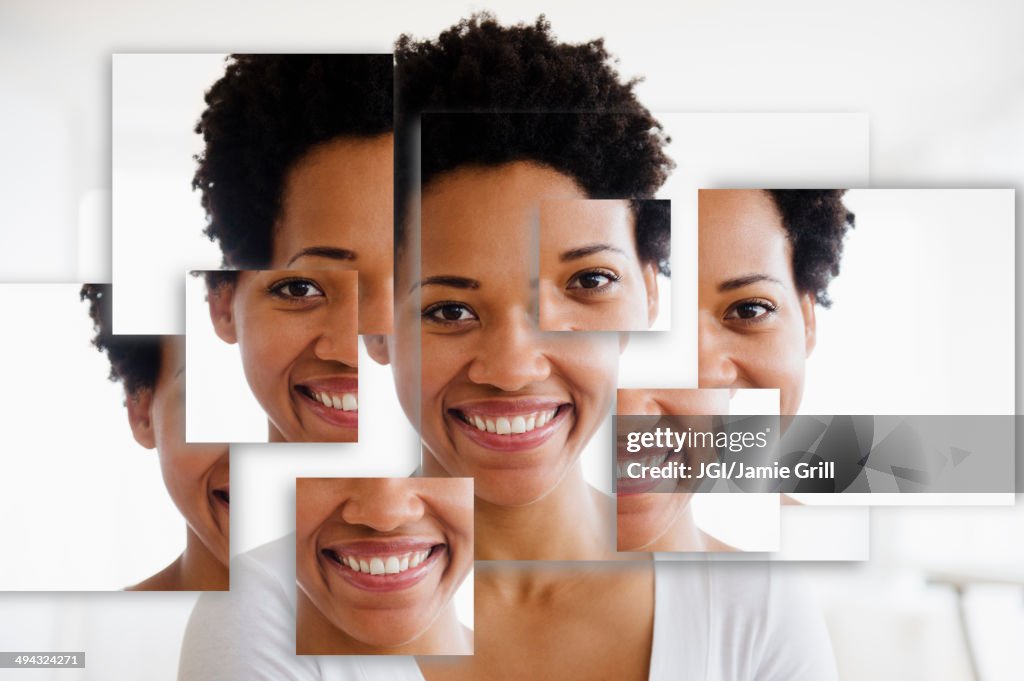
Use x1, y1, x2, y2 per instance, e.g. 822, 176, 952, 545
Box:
449, 400, 569, 451
322, 542, 443, 592
296, 378, 358, 431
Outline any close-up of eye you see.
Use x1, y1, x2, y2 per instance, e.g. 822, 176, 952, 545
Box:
268, 278, 326, 301
422, 301, 479, 325
565, 268, 621, 293
723, 298, 777, 322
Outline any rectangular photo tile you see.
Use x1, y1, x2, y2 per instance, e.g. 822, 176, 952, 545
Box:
0, 283, 229, 590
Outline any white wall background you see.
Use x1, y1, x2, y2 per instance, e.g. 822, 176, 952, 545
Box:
0, 284, 186, 590
804, 189, 1015, 416
0, 1, 1022, 680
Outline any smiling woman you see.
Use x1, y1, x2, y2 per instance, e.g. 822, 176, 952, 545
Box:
295, 477, 474, 655
365, 14, 673, 563
206, 270, 359, 443
81, 284, 230, 591
698, 189, 854, 415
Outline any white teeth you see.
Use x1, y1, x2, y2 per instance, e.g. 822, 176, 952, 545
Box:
463, 408, 560, 434
338, 549, 434, 575
309, 390, 358, 412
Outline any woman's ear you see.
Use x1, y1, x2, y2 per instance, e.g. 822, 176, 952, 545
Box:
126, 389, 157, 450
207, 284, 238, 344
643, 262, 660, 328
801, 293, 817, 357
364, 334, 391, 366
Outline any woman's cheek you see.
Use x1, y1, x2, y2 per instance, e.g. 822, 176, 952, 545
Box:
742, 329, 806, 414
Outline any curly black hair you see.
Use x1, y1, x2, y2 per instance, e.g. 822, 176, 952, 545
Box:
766, 190, 855, 308
193, 54, 394, 270
80, 284, 161, 396
395, 14, 674, 273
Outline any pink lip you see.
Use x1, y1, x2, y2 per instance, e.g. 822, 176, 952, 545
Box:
449, 398, 565, 417
211, 487, 231, 507
322, 545, 445, 593
300, 376, 358, 393
449, 405, 571, 452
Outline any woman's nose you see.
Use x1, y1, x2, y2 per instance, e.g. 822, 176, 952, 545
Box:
313, 301, 359, 367
698, 320, 740, 389
358, 274, 394, 335
467, 313, 551, 391
340, 479, 426, 532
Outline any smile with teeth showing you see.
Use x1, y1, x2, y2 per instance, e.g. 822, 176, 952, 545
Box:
301, 387, 358, 412
325, 547, 437, 576
454, 407, 562, 435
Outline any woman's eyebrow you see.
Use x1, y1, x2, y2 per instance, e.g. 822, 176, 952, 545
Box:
409, 275, 481, 293
559, 243, 624, 262
286, 246, 358, 266
717, 274, 784, 292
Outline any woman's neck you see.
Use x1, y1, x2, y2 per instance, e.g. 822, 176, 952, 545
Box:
127, 526, 228, 591
470, 463, 625, 561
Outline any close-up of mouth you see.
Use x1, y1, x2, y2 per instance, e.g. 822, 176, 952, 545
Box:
320, 541, 446, 592
447, 400, 572, 452
295, 378, 358, 429
211, 487, 230, 507
615, 449, 683, 496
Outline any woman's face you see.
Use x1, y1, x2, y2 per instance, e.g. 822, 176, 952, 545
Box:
698, 190, 815, 415
295, 477, 473, 651
379, 162, 623, 507
128, 337, 230, 567
209, 270, 359, 442
268, 134, 394, 335
538, 199, 658, 331
615, 388, 727, 551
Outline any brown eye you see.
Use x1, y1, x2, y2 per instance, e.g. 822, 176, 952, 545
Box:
566, 269, 620, 292
724, 299, 777, 322
269, 278, 325, 299
423, 302, 478, 324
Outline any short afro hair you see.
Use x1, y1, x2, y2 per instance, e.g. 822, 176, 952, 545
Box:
80, 284, 162, 396
193, 54, 394, 269
395, 14, 673, 272
766, 190, 854, 308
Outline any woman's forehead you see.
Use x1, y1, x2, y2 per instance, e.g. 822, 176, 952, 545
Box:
699, 190, 795, 285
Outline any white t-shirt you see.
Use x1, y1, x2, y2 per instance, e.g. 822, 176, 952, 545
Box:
178, 536, 836, 680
